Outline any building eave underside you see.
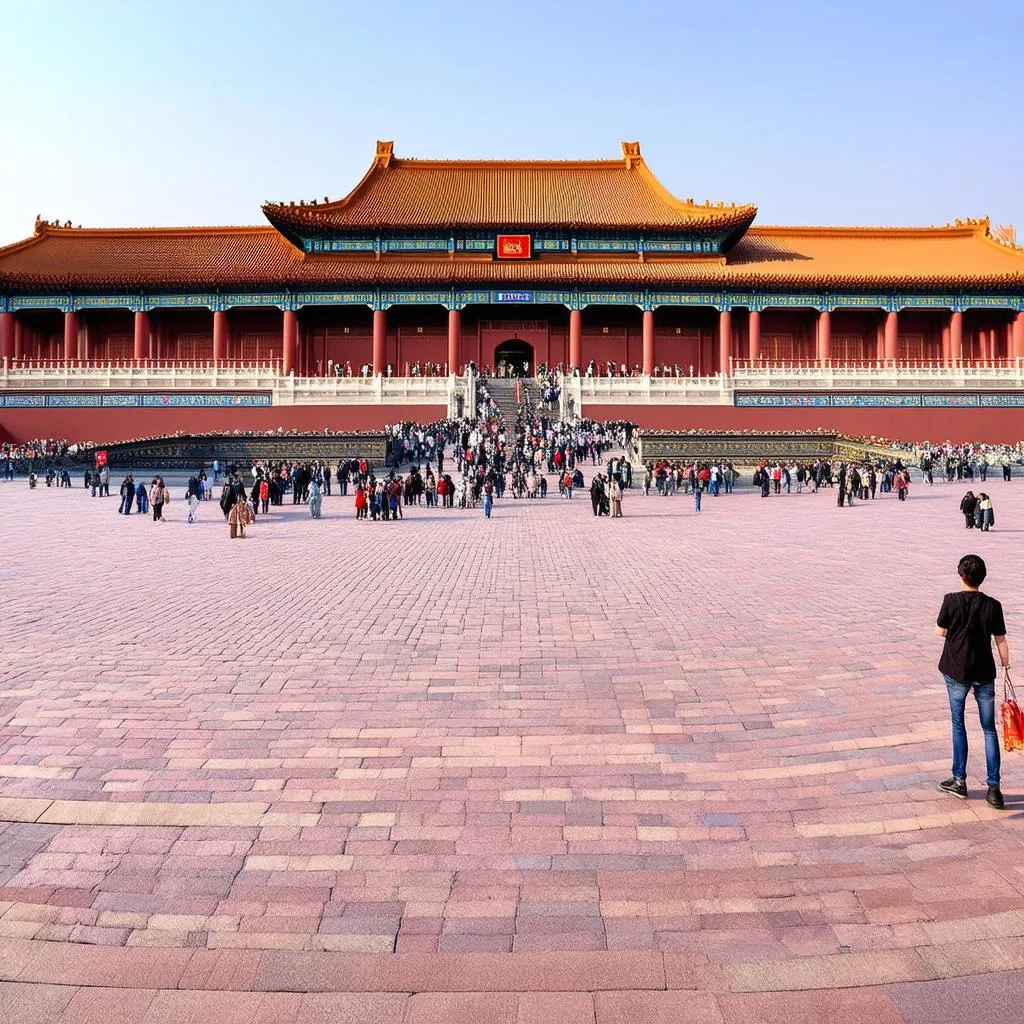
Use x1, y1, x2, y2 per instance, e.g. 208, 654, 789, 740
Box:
3, 270, 1023, 293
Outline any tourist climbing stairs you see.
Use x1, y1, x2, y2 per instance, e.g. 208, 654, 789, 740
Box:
484, 378, 521, 424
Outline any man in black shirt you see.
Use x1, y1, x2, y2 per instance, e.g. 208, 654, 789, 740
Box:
935, 554, 1009, 808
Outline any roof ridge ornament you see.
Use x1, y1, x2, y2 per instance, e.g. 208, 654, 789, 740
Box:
375, 140, 395, 168
993, 223, 1018, 249
621, 141, 641, 169
953, 215, 991, 234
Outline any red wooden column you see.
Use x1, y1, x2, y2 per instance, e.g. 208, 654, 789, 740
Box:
133, 311, 150, 360
748, 309, 761, 364
63, 311, 79, 362
282, 310, 298, 375
941, 321, 951, 367
1013, 312, 1024, 360
213, 311, 228, 362
949, 311, 963, 364
883, 310, 899, 362
718, 308, 732, 374
372, 309, 386, 374
816, 310, 831, 364
0, 312, 14, 362
569, 309, 582, 369
641, 309, 654, 375
447, 308, 461, 374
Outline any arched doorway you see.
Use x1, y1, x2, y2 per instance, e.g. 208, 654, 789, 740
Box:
494, 339, 534, 377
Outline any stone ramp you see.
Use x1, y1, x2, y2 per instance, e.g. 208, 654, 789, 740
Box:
638, 429, 912, 466
75, 432, 387, 470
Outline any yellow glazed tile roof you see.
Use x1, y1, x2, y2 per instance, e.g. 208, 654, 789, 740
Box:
262, 141, 758, 233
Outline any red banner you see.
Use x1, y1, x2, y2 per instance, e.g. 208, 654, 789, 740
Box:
496, 234, 531, 260
95, 450, 108, 467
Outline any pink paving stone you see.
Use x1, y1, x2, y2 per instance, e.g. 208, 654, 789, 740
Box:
139, 989, 303, 1024
595, 990, 724, 1024
517, 992, 596, 1024
405, 992, 518, 1024
0, 981, 77, 1024
57, 986, 158, 1024
717, 988, 904, 1024
3, 471, 1024, 1006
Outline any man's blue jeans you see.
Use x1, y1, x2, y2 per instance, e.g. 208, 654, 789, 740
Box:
944, 676, 1000, 786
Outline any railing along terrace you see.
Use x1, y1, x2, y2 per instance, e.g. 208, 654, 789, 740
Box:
283, 375, 453, 401
3, 358, 283, 372
731, 360, 1024, 390
732, 358, 1024, 372
580, 375, 729, 401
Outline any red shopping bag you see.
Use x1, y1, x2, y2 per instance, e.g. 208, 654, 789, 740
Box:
1001, 669, 1024, 753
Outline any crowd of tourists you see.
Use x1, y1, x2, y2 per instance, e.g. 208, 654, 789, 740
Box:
582, 359, 690, 378
642, 460, 737, 497
332, 360, 448, 378
12, 399, 1023, 539
1, 437, 78, 475
917, 443, 1018, 483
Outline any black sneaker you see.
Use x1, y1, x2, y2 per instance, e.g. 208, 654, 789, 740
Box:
986, 786, 1005, 809
938, 777, 968, 799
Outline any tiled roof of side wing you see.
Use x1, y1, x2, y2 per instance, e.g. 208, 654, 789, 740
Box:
261, 141, 758, 232
729, 221, 1024, 287
0, 224, 302, 288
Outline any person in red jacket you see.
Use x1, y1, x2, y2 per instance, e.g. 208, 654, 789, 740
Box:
354, 485, 367, 520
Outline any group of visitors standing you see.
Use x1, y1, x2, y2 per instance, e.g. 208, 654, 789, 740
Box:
588, 472, 624, 517
919, 442, 1017, 484
114, 473, 169, 521
644, 461, 735, 498
960, 491, 996, 531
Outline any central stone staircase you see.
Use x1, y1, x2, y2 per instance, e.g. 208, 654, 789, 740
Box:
483, 378, 520, 423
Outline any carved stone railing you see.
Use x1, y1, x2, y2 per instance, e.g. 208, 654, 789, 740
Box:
569, 363, 1024, 405
0, 362, 465, 411
577, 375, 732, 404
274, 375, 455, 406
732, 362, 1024, 391
0, 361, 282, 390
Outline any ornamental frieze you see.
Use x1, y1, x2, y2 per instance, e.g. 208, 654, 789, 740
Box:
3, 290, 1022, 313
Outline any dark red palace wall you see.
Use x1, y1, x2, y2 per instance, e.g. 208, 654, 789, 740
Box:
587, 404, 1024, 444
0, 405, 447, 445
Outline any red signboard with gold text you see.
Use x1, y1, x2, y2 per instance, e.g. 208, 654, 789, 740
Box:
496, 234, 531, 259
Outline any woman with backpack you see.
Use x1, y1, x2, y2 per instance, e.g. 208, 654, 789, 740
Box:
609, 476, 623, 517
896, 470, 910, 502
977, 493, 994, 531
150, 477, 168, 522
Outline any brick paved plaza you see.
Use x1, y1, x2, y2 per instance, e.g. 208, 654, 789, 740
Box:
1, 474, 1024, 1022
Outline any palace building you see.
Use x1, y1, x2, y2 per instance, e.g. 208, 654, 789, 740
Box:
1, 141, 1024, 442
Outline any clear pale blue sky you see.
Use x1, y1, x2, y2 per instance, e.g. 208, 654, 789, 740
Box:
1, 0, 1021, 245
